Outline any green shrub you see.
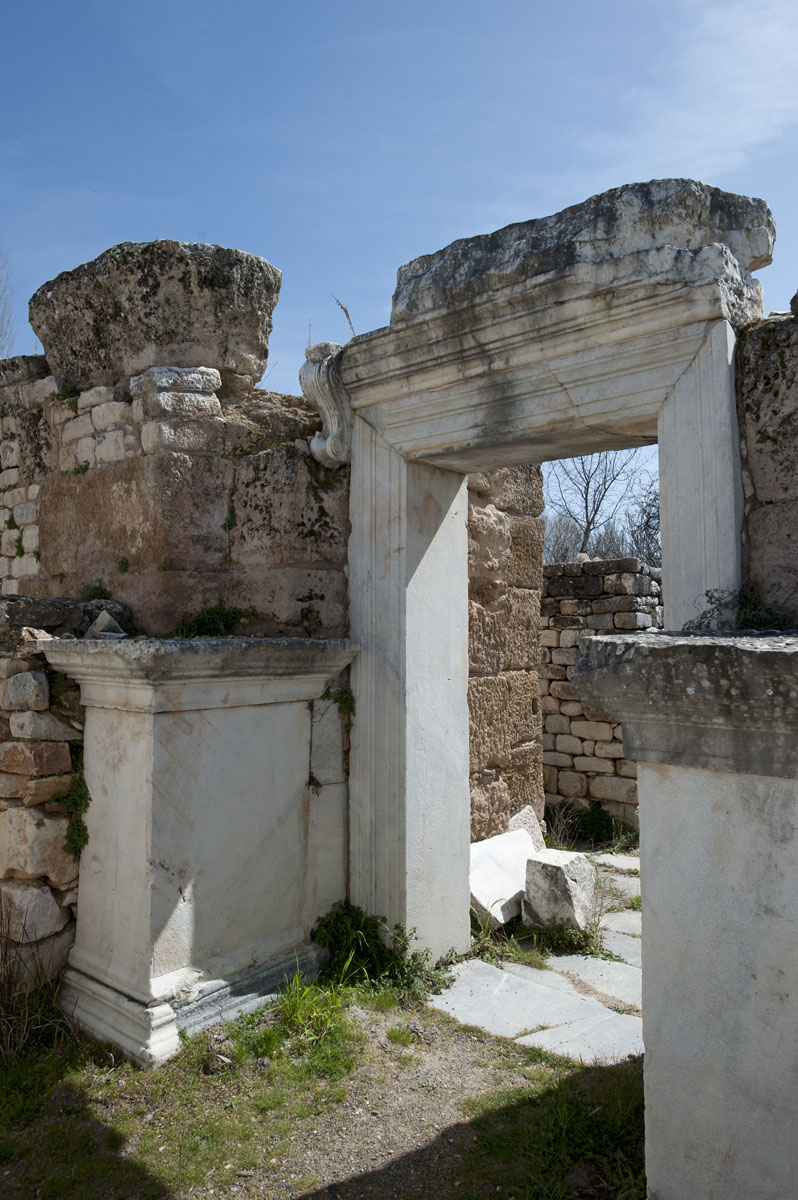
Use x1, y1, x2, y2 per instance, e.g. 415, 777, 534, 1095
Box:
312, 900, 449, 1000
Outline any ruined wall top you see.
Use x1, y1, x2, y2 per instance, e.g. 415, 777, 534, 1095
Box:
29, 240, 282, 388
391, 179, 774, 322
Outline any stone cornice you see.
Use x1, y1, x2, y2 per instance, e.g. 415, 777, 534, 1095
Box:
572, 631, 798, 777
41, 636, 359, 712
331, 246, 762, 471
299, 342, 352, 467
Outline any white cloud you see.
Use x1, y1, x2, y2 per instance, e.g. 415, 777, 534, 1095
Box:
586, 0, 798, 182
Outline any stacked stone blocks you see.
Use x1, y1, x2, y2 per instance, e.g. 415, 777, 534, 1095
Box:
0, 608, 84, 986
0, 255, 348, 641
467, 466, 545, 840
540, 558, 663, 826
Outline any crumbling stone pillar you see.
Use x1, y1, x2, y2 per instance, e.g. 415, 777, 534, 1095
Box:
4, 240, 348, 638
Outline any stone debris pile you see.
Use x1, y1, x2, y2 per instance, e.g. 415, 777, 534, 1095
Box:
469, 823, 598, 935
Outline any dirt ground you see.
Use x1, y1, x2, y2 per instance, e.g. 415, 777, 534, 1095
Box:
204, 1002, 544, 1200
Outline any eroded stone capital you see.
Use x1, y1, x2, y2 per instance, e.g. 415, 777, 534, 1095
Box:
572, 630, 798, 777
299, 342, 352, 467
29, 240, 281, 387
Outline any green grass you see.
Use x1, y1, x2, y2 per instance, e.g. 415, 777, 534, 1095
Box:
1, 897, 645, 1199
0, 972, 646, 1200
459, 1055, 645, 1199
173, 604, 242, 638
386, 1025, 414, 1047
545, 800, 640, 854
0, 964, 365, 1200
470, 909, 616, 969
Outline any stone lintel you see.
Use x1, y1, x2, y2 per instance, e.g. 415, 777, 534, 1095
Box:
391, 179, 773, 322
40, 636, 359, 712
302, 182, 769, 471
338, 273, 758, 471
572, 631, 798, 777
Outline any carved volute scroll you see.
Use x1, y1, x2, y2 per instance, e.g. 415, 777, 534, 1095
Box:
299, 341, 352, 467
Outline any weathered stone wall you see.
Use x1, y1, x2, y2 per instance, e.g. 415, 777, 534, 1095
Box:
540, 558, 663, 826
0, 601, 86, 986
0, 241, 354, 994
467, 466, 545, 840
0, 359, 543, 857
0, 238, 547, 966
0, 357, 348, 637
736, 291, 798, 624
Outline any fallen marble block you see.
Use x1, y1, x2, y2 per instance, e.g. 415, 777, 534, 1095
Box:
523, 849, 597, 932
470, 828, 541, 930
507, 805, 546, 850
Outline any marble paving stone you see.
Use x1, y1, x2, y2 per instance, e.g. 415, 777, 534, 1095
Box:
600, 870, 641, 898
546, 954, 642, 1009
428, 959, 609, 1040
499, 960, 580, 994
600, 909, 642, 936
600, 930, 642, 968
516, 1010, 644, 1063
591, 853, 640, 872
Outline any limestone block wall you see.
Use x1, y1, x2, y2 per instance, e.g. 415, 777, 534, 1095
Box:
467, 465, 545, 840
0, 356, 348, 637
0, 609, 84, 985
540, 558, 663, 826
736, 292, 798, 624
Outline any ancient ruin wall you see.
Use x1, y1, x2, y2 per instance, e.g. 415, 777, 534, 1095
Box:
0, 356, 349, 638
467, 465, 545, 840
0, 242, 353, 978
541, 558, 663, 827
0, 603, 86, 984
736, 291, 798, 624
0, 237, 549, 975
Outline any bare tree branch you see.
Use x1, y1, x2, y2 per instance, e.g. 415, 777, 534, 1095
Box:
624, 481, 661, 566
544, 450, 644, 556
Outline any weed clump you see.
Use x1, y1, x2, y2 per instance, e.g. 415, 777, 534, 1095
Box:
81, 581, 111, 602
174, 605, 242, 638
63, 756, 92, 861
545, 800, 638, 852
312, 900, 449, 1001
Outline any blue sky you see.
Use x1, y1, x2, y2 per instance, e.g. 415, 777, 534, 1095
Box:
2, 0, 797, 396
